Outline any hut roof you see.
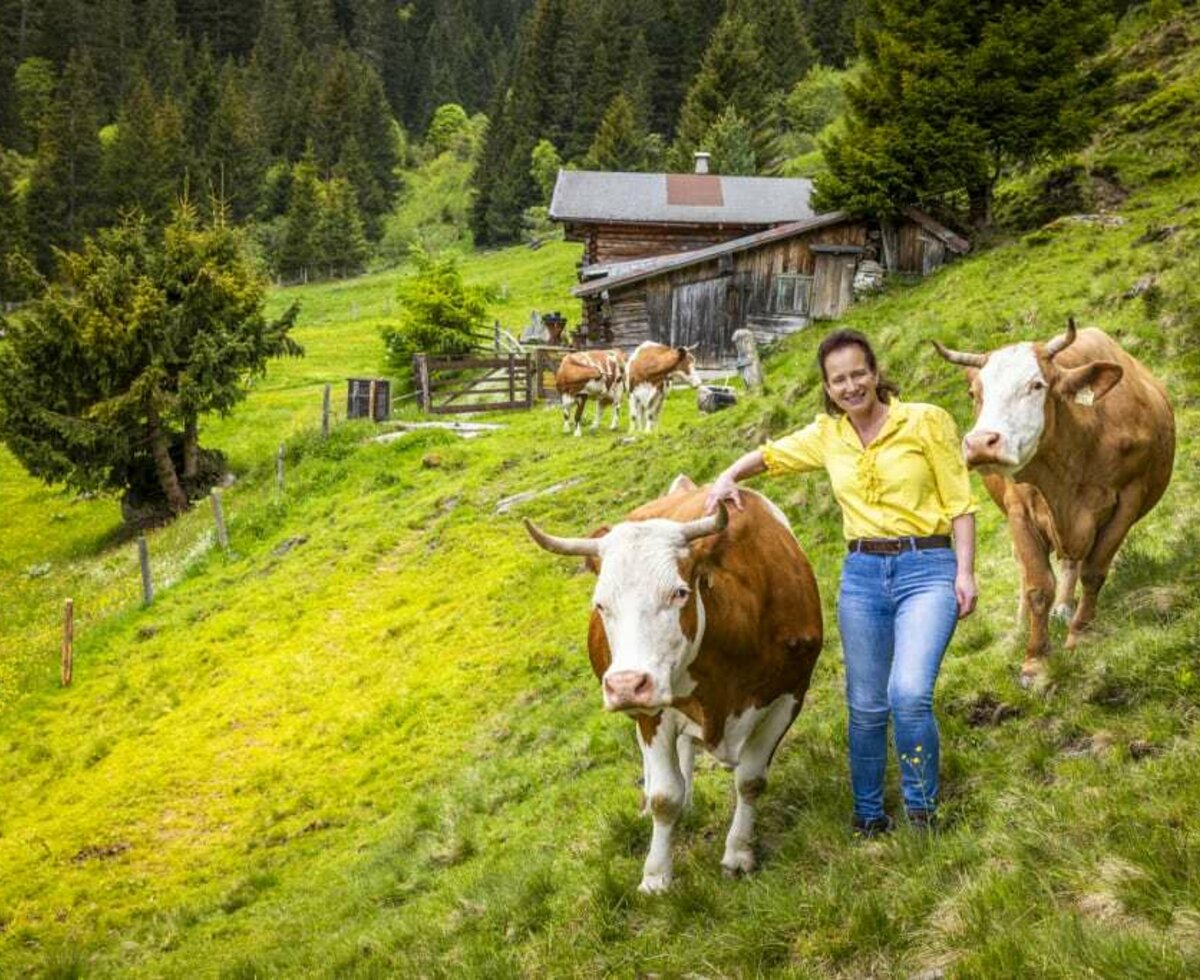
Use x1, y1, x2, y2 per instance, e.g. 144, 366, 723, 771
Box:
550, 170, 818, 226
573, 213, 850, 298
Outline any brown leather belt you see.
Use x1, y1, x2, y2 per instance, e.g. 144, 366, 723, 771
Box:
847, 535, 952, 555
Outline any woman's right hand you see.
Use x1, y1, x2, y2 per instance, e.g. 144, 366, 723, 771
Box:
705, 471, 743, 514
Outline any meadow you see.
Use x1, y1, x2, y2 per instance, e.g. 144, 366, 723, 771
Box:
2, 12, 1200, 977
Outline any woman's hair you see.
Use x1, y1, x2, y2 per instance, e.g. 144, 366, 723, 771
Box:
816, 329, 901, 416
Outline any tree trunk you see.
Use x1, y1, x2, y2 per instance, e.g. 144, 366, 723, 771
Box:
182, 414, 199, 479
147, 402, 189, 514
968, 183, 993, 231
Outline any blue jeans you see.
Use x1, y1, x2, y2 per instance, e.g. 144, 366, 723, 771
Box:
839, 548, 959, 820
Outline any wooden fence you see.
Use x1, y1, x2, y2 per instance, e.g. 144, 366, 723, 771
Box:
412, 353, 535, 414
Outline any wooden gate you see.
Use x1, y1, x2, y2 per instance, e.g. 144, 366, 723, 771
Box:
811, 250, 860, 320
412, 354, 534, 414
669, 278, 728, 359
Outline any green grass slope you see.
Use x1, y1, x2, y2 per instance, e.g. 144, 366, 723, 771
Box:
3, 13, 1200, 977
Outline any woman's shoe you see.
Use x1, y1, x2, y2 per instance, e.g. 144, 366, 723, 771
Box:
906, 809, 938, 831
851, 814, 895, 839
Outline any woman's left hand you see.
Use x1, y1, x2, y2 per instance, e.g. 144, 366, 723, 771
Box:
955, 570, 978, 619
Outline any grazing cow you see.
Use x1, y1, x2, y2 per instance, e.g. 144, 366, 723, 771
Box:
524, 475, 822, 892
625, 342, 703, 433
554, 349, 627, 437
935, 318, 1174, 684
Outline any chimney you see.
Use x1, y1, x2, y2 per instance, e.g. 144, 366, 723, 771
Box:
693, 151, 711, 175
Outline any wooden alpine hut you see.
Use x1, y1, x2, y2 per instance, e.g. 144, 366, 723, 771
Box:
549, 155, 969, 367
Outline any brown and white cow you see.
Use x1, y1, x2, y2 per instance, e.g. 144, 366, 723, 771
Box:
935, 318, 1175, 684
554, 349, 627, 437
625, 342, 703, 433
525, 475, 822, 892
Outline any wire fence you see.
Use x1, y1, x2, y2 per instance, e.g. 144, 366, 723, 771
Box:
0, 381, 355, 713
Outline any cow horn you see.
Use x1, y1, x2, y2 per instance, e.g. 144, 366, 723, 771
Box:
931, 339, 987, 368
679, 502, 728, 542
1044, 317, 1077, 358
523, 518, 602, 557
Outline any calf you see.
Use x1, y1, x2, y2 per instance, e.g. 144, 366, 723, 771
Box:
525, 475, 822, 892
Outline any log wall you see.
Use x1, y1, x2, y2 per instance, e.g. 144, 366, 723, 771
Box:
577, 217, 953, 366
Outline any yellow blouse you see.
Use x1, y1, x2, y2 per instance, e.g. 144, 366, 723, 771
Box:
761, 400, 977, 541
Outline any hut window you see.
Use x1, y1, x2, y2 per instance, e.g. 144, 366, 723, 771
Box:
774, 274, 813, 315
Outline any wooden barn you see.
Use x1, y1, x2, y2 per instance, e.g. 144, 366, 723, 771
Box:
549, 161, 969, 366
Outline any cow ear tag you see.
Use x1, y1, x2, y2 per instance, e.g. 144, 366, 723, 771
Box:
1074, 387, 1095, 406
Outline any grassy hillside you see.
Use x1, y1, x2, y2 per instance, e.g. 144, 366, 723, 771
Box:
3, 12, 1200, 977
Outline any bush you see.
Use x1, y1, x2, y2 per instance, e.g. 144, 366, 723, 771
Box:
995, 160, 1095, 231
380, 251, 493, 371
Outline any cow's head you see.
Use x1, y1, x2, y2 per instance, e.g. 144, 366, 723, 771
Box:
524, 503, 727, 713
673, 347, 703, 388
934, 318, 1123, 475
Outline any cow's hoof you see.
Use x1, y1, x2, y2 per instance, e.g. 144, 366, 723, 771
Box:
1019, 664, 1051, 693
721, 848, 756, 877
638, 873, 672, 895
1051, 603, 1075, 623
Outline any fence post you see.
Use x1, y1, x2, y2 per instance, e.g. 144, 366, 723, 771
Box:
61, 598, 74, 687
508, 353, 515, 404
494, 319, 501, 353
413, 354, 430, 413
211, 488, 229, 552
276, 443, 285, 493
321, 383, 332, 438
525, 353, 534, 407
138, 536, 154, 606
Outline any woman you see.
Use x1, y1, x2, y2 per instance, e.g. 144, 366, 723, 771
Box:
705, 329, 977, 836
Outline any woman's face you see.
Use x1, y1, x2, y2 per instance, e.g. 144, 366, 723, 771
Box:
822, 343, 880, 417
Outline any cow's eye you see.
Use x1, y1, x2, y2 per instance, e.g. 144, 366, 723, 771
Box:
1030, 379, 1047, 391
671, 586, 691, 604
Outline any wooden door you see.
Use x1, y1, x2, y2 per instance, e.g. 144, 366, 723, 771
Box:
811, 253, 857, 319
669, 278, 728, 359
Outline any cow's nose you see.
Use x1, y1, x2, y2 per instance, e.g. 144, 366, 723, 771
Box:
963, 430, 1003, 466
603, 671, 656, 711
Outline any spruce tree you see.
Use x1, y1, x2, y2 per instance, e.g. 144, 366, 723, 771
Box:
670, 11, 778, 172
0, 146, 32, 304
102, 77, 189, 227
802, 0, 864, 69
14, 56, 55, 154
205, 60, 268, 221
24, 49, 105, 274
89, 0, 137, 114
705, 106, 756, 176
0, 207, 302, 516
586, 93, 649, 171
315, 176, 369, 278
186, 42, 222, 190
279, 145, 322, 282
818, 0, 1113, 228
735, 0, 814, 94
136, 0, 186, 99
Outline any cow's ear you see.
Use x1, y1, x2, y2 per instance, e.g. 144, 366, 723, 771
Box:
669, 474, 696, 494
1056, 361, 1123, 405
585, 525, 610, 574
